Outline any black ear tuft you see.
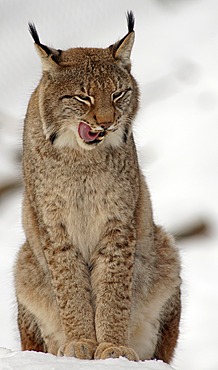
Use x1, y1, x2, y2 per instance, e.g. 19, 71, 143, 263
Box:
28, 22, 52, 56
110, 11, 135, 70
126, 11, 135, 33
28, 22, 40, 44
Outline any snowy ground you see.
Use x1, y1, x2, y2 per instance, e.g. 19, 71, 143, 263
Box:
1, 0, 218, 369
0, 348, 174, 370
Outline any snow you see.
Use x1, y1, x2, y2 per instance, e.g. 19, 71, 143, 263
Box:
0, 348, 174, 370
1, 0, 218, 369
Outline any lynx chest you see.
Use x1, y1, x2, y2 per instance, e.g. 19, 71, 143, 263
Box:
39, 153, 135, 262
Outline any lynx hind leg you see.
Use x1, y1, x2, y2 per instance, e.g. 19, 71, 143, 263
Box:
17, 302, 46, 352
153, 226, 181, 363
154, 288, 181, 363
15, 242, 65, 355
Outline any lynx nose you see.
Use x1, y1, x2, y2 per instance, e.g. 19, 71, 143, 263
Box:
100, 122, 113, 130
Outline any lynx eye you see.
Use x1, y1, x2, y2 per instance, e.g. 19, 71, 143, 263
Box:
112, 91, 125, 102
112, 89, 131, 103
74, 95, 93, 105
59, 95, 73, 100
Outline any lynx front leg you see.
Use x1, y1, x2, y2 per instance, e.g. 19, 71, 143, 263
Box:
44, 244, 97, 359
21, 199, 97, 358
91, 223, 139, 361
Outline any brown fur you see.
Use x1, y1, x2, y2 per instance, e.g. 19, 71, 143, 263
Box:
14, 13, 181, 362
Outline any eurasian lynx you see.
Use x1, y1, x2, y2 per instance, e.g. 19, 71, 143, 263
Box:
14, 12, 181, 362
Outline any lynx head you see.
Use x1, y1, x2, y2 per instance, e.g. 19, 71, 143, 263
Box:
29, 11, 139, 151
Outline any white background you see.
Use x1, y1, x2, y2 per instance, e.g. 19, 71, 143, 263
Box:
0, 1, 218, 369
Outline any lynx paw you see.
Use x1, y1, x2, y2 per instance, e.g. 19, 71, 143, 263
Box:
94, 342, 139, 361
58, 339, 96, 359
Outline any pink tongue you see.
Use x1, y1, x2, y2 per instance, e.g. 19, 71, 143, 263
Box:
78, 122, 99, 142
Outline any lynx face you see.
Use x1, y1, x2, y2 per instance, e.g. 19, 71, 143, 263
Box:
30, 19, 139, 151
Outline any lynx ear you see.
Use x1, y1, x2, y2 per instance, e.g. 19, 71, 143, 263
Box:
111, 11, 135, 71
28, 23, 62, 71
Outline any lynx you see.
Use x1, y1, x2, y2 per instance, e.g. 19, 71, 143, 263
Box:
14, 12, 181, 363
